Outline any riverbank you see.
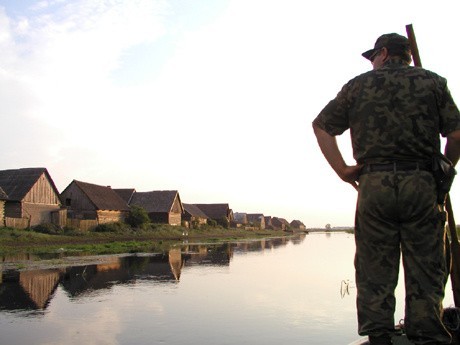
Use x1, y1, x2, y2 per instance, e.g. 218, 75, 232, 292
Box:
0, 225, 298, 256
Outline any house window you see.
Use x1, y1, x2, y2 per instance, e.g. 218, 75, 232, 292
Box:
65, 198, 72, 206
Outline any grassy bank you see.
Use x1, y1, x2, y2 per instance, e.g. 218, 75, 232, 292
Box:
0, 225, 291, 256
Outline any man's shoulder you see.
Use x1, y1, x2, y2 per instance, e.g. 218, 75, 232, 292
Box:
349, 66, 447, 86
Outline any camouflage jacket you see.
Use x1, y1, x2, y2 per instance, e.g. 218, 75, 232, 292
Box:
313, 58, 460, 164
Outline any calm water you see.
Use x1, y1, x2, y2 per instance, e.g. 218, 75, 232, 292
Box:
0, 232, 455, 345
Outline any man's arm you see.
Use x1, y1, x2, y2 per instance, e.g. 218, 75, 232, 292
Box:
445, 129, 460, 166
312, 123, 361, 190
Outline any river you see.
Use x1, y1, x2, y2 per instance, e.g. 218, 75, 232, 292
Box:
0, 232, 455, 345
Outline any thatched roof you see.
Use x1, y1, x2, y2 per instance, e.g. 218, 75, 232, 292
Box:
183, 203, 208, 218
194, 203, 230, 219
113, 188, 136, 204
130, 191, 181, 213
68, 180, 129, 211
0, 168, 59, 202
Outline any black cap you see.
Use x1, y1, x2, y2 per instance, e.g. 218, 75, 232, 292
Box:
362, 33, 410, 60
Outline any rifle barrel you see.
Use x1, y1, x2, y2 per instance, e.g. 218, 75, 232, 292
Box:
405, 24, 422, 67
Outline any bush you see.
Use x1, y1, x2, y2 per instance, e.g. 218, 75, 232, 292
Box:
125, 205, 150, 229
93, 222, 129, 233
63, 226, 86, 236
32, 223, 64, 235
207, 219, 218, 227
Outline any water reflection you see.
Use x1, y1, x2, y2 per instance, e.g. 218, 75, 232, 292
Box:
0, 269, 62, 311
0, 236, 305, 312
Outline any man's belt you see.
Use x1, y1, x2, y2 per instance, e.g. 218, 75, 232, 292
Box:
361, 161, 433, 174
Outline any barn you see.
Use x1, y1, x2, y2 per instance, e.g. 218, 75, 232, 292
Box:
129, 190, 184, 226
60, 180, 129, 224
0, 168, 62, 228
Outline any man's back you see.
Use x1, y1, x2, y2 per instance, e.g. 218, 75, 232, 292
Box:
315, 57, 458, 164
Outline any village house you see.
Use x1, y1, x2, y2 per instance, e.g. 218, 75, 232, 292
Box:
182, 203, 208, 227
194, 203, 233, 227
290, 220, 306, 230
232, 212, 248, 228
60, 180, 129, 225
271, 217, 290, 231
264, 216, 274, 230
0, 168, 63, 228
0, 187, 7, 226
128, 190, 184, 226
246, 213, 265, 230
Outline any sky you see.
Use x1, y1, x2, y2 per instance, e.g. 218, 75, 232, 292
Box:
1, 0, 460, 228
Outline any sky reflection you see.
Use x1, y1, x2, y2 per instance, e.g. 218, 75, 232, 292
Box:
1, 232, 452, 345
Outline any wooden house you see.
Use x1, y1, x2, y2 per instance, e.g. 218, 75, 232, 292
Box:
0, 186, 7, 226
264, 216, 274, 230
290, 220, 306, 230
246, 213, 265, 229
183, 203, 208, 227
271, 217, 289, 231
194, 203, 234, 227
0, 168, 62, 227
233, 212, 248, 226
60, 180, 129, 224
129, 190, 184, 226
277, 217, 291, 231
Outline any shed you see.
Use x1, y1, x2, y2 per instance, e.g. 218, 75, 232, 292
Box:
233, 212, 248, 225
246, 213, 265, 229
0, 168, 62, 227
183, 203, 208, 226
129, 190, 184, 226
264, 216, 274, 230
290, 220, 306, 230
194, 203, 233, 227
271, 217, 288, 231
0, 186, 7, 226
60, 180, 129, 224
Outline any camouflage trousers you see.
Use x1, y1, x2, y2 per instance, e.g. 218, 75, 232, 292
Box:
355, 170, 451, 345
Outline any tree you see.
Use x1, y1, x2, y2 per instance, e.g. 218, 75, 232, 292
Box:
325, 223, 332, 231
125, 205, 150, 229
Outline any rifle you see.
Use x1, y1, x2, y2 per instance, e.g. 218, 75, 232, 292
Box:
405, 24, 460, 307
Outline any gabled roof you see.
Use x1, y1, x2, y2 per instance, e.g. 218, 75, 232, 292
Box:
0, 168, 59, 202
276, 217, 290, 226
233, 212, 247, 223
247, 213, 264, 222
183, 203, 208, 218
194, 203, 230, 219
0, 186, 8, 200
68, 180, 129, 211
130, 191, 181, 213
290, 220, 305, 227
271, 217, 286, 227
113, 188, 136, 204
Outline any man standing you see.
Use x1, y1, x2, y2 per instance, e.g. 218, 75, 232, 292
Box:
312, 33, 460, 345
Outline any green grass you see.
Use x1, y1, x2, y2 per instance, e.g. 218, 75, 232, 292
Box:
0, 225, 290, 256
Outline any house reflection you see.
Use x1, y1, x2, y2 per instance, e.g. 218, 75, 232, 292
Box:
0, 234, 307, 312
0, 268, 63, 310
